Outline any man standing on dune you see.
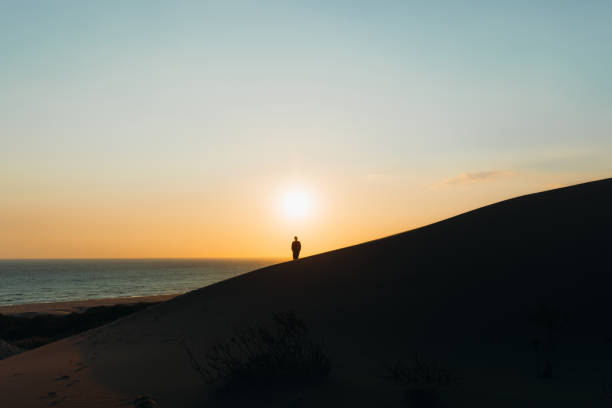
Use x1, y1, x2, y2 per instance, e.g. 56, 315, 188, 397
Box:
291, 236, 301, 260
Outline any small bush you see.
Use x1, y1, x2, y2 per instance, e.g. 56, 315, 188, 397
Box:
385, 355, 454, 387
384, 355, 455, 408
185, 312, 330, 395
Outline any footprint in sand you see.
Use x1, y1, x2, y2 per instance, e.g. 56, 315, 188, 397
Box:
55, 375, 70, 381
48, 395, 67, 406
65, 379, 80, 387
39, 391, 57, 400
114, 397, 133, 407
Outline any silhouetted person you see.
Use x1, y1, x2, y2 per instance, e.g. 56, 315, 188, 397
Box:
291, 236, 301, 260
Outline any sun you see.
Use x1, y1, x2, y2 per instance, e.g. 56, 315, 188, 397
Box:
281, 188, 312, 218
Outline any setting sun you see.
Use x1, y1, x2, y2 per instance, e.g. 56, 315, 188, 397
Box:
281, 189, 313, 218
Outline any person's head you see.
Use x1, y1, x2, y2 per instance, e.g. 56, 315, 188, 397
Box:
294, 236, 298, 241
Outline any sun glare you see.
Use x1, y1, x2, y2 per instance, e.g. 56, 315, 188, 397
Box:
281, 189, 312, 218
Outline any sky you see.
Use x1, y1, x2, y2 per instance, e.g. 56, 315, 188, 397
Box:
1, 1, 611, 259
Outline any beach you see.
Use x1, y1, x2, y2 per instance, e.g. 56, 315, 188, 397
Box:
0, 294, 180, 317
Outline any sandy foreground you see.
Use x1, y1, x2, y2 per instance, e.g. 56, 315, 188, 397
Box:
0, 179, 610, 407
0, 294, 180, 317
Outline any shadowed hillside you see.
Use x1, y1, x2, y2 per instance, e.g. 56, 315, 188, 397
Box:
1, 178, 611, 408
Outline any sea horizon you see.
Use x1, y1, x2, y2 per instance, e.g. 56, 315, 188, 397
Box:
0, 258, 281, 307
0, 257, 283, 261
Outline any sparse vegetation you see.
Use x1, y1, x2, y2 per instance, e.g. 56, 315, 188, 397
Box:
0, 302, 158, 352
0, 339, 23, 359
384, 355, 455, 408
184, 312, 330, 395
527, 304, 568, 379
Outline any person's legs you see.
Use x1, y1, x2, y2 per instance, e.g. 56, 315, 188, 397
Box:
292, 251, 298, 260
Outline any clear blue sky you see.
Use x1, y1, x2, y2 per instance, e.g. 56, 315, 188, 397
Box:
1, 1, 611, 257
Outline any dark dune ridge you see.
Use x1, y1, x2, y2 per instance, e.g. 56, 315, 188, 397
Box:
0, 178, 611, 407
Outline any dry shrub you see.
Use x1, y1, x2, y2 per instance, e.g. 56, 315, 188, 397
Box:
185, 312, 330, 395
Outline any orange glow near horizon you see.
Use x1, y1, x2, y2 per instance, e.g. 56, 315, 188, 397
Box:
0, 172, 605, 259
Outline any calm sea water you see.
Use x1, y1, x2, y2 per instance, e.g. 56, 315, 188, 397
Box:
0, 259, 280, 307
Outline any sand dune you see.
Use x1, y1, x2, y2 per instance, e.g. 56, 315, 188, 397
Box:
1, 178, 611, 407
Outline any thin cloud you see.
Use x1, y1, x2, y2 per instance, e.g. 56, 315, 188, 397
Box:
437, 170, 512, 188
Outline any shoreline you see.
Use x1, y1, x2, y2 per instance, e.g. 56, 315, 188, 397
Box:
0, 293, 181, 317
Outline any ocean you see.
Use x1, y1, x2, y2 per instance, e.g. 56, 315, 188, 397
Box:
0, 259, 280, 307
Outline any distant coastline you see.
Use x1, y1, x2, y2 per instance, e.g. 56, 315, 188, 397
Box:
0, 293, 180, 317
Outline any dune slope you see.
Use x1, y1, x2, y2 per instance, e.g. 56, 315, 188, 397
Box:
1, 178, 611, 407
